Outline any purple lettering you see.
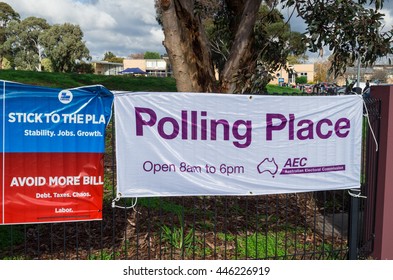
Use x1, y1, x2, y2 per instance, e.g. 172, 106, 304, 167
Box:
135, 107, 157, 136
266, 114, 351, 141
135, 109, 351, 147
266, 113, 286, 141
335, 118, 350, 138
211, 120, 230, 140
134, 108, 253, 148
181, 110, 188, 139
158, 117, 179, 139
316, 119, 333, 139
297, 120, 314, 140
191, 111, 198, 140
284, 157, 307, 167
232, 120, 252, 148
289, 114, 295, 140
201, 111, 207, 140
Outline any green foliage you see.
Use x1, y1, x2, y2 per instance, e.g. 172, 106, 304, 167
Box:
1, 3, 92, 73
248, 6, 308, 91
0, 2, 20, 24
138, 197, 184, 215
13, 51, 39, 71
235, 61, 273, 93
160, 214, 199, 256
103, 51, 123, 63
108, 57, 123, 63
295, 76, 307, 84
0, 2, 20, 68
0, 2, 20, 46
204, 3, 232, 72
266, 84, 301, 94
103, 51, 116, 61
144, 51, 161, 59
88, 250, 120, 260
287, 54, 308, 65
1, 56, 11, 69
41, 57, 53, 72
39, 23, 91, 72
238, 232, 287, 259
286, 1, 393, 77
218, 229, 344, 260
74, 61, 94, 74
3, 16, 50, 70
161, 224, 196, 253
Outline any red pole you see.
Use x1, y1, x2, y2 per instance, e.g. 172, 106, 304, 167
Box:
370, 85, 393, 259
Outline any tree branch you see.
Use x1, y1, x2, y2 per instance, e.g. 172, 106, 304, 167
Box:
221, 0, 262, 92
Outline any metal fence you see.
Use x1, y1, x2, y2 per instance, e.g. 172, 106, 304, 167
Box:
0, 95, 380, 260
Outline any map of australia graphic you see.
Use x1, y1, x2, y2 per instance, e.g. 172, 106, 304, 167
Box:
257, 158, 279, 177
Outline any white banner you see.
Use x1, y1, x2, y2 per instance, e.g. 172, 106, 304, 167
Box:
114, 92, 363, 197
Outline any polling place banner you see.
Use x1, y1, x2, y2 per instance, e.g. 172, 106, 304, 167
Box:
114, 92, 363, 197
0, 81, 113, 224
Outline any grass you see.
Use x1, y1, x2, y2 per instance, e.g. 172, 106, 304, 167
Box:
235, 231, 287, 259
0, 69, 177, 92
88, 250, 121, 260
0, 69, 300, 94
161, 224, 197, 255
217, 229, 345, 260
266, 84, 301, 94
138, 197, 185, 215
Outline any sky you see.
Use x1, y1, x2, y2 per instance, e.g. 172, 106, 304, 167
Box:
2, 0, 393, 62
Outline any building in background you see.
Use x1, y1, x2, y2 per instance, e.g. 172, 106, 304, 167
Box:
92, 61, 123, 75
123, 58, 171, 77
271, 64, 315, 86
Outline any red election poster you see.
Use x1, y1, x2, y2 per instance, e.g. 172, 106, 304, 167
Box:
0, 81, 113, 224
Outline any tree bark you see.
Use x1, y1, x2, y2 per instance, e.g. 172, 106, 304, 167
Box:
159, 0, 216, 92
220, 0, 262, 93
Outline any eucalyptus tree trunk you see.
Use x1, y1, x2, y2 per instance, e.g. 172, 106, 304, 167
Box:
158, 0, 216, 92
220, 0, 261, 93
157, 0, 262, 93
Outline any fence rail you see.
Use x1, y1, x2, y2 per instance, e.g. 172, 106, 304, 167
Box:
0, 94, 380, 260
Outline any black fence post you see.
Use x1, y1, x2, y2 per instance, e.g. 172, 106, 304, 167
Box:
348, 189, 361, 260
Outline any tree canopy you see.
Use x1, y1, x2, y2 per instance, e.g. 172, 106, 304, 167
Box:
3, 16, 50, 71
103, 51, 124, 63
294, 0, 392, 77
144, 51, 161, 59
39, 23, 91, 72
0, 2, 19, 68
0, 2, 91, 72
155, 0, 393, 93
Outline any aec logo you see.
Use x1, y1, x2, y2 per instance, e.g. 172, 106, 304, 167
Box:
257, 158, 279, 178
58, 90, 73, 104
